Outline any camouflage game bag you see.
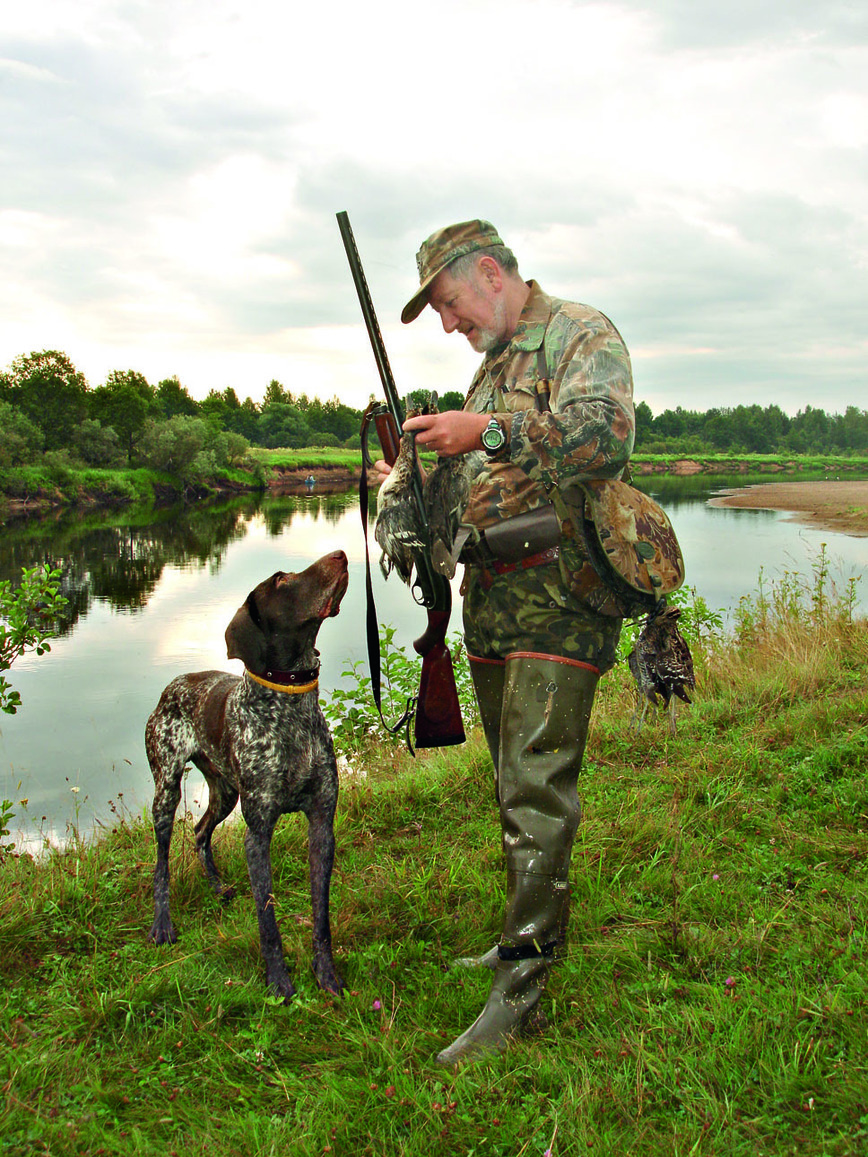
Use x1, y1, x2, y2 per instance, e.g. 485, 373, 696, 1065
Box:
533, 341, 685, 619
561, 478, 685, 618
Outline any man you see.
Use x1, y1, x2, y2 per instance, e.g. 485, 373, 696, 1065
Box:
385, 220, 635, 1067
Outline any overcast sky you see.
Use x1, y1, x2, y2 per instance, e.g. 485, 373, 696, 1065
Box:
2, 0, 866, 417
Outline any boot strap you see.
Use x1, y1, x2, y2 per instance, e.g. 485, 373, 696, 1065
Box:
498, 940, 557, 962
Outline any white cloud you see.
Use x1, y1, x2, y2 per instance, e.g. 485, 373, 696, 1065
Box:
0, 0, 866, 414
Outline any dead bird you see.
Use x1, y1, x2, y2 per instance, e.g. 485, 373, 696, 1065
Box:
374, 408, 426, 584
424, 455, 471, 579
375, 394, 472, 584
627, 604, 695, 735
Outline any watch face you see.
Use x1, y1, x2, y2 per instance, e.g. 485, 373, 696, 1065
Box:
482, 421, 505, 451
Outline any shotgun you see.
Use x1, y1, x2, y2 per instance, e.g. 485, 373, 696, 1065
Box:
336, 210, 465, 749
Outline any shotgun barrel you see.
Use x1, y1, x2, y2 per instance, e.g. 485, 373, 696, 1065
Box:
337, 210, 465, 748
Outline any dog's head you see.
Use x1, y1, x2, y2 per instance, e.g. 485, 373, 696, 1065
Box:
225, 550, 349, 675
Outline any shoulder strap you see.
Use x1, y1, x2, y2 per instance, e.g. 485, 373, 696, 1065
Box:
358, 407, 417, 752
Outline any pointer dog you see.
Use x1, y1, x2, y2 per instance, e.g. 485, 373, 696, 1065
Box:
145, 550, 349, 1000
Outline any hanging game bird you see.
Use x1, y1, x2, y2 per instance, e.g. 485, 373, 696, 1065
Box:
374, 409, 426, 585
423, 455, 470, 579
374, 396, 471, 584
627, 604, 695, 735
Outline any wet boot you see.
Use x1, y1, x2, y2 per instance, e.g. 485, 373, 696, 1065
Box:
436, 653, 598, 1068
468, 654, 506, 775
452, 656, 507, 970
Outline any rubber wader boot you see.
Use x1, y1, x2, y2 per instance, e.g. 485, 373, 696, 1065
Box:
468, 654, 506, 775
436, 654, 598, 1068
453, 656, 508, 971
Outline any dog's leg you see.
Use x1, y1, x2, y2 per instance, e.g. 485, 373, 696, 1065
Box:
147, 736, 185, 946
192, 758, 239, 902
306, 776, 345, 996
243, 815, 296, 1002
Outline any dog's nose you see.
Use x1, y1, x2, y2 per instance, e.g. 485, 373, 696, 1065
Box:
330, 550, 348, 565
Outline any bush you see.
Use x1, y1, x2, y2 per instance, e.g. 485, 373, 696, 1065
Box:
71, 419, 124, 467
0, 401, 44, 466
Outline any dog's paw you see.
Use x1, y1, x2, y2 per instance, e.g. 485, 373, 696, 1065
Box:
313, 959, 345, 997
266, 969, 297, 1004
149, 916, 178, 945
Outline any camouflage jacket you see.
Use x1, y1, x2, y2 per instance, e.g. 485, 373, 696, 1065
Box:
462, 281, 635, 529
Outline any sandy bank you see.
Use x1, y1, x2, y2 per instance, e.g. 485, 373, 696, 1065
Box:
709, 480, 868, 537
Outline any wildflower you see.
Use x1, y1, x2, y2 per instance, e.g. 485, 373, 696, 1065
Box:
712, 874, 719, 881
373, 999, 382, 1011
725, 976, 735, 987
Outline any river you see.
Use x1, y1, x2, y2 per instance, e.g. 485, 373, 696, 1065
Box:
1, 475, 866, 848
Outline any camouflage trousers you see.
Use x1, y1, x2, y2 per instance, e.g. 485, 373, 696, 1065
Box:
461, 535, 622, 672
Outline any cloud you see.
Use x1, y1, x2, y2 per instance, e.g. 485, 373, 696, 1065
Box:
0, 0, 866, 416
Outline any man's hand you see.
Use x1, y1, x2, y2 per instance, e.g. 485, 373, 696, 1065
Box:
403, 410, 490, 456
371, 458, 393, 484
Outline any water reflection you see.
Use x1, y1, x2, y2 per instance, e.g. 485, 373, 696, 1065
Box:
0, 492, 359, 637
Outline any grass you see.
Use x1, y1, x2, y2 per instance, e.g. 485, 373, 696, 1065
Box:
1, 569, 867, 1156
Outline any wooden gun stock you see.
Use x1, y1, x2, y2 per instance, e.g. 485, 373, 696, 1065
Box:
374, 410, 401, 468
413, 610, 466, 749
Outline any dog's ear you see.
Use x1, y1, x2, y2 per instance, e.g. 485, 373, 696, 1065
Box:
225, 602, 266, 672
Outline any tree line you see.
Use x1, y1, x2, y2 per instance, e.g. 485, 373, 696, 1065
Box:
636, 400, 868, 456
1, 351, 866, 481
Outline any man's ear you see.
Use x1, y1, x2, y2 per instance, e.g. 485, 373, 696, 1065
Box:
476, 254, 503, 292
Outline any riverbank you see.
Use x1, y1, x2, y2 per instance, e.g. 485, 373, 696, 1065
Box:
710, 479, 868, 536
3, 451, 868, 520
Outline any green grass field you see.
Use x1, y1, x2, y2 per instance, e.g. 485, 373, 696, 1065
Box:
1, 567, 866, 1156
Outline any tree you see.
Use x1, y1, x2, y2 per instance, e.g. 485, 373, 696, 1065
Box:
90, 370, 156, 463
139, 416, 216, 475
3, 351, 88, 450
156, 376, 199, 419
257, 403, 313, 448
71, 419, 124, 467
0, 400, 44, 466
634, 401, 654, 449
263, 379, 287, 408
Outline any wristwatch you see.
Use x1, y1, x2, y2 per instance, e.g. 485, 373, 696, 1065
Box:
480, 416, 507, 457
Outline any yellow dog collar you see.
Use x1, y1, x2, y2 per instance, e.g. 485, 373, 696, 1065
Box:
245, 669, 319, 695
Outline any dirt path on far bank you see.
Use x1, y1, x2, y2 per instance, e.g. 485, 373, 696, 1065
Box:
709, 480, 868, 537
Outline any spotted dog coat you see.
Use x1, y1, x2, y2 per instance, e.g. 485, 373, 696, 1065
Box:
145, 551, 349, 1001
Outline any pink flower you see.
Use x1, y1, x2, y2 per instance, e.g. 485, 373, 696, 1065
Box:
725, 976, 735, 987
373, 999, 382, 1011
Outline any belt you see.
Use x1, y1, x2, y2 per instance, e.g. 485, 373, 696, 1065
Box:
474, 546, 560, 591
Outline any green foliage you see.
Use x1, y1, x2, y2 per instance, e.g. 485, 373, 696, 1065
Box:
70, 418, 125, 467
323, 625, 478, 753
155, 375, 199, 419
90, 369, 157, 462
635, 401, 868, 456
137, 417, 230, 487
0, 400, 44, 466
0, 564, 67, 716
2, 350, 89, 450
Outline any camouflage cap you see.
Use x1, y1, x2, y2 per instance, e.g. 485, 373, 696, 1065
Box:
401, 219, 504, 324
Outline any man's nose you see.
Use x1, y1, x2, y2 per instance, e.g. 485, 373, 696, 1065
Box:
440, 309, 459, 334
